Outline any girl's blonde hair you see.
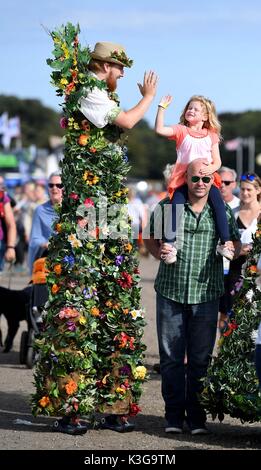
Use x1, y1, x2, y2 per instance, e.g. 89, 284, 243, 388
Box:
179, 95, 222, 139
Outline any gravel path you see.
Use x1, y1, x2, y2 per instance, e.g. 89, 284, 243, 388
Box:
0, 257, 260, 451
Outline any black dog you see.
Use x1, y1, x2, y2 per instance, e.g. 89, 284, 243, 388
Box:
0, 285, 31, 352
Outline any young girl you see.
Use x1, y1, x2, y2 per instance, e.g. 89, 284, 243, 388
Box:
155, 94, 234, 264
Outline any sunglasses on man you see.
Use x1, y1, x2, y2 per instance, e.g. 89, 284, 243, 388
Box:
48, 183, 63, 189
191, 176, 211, 184
221, 180, 234, 186
240, 173, 256, 182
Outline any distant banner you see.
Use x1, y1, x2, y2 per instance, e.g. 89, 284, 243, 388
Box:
224, 137, 242, 151
0, 112, 8, 135
0, 113, 21, 149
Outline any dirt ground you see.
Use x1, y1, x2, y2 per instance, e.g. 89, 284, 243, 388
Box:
0, 256, 261, 452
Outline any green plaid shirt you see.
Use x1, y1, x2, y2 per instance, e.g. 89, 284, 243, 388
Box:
150, 199, 240, 304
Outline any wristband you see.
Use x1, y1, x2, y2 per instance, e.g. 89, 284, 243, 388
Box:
158, 104, 168, 109
6, 246, 15, 249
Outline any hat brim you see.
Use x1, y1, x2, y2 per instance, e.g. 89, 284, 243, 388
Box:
90, 53, 132, 68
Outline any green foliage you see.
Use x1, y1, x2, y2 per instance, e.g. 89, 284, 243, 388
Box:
201, 223, 261, 423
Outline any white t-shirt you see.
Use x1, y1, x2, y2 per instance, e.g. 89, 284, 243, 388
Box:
79, 74, 121, 128
227, 195, 240, 210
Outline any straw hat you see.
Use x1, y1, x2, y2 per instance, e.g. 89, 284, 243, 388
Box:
91, 42, 133, 68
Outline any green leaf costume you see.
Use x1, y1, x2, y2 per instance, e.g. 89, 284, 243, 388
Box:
201, 222, 261, 422
32, 23, 146, 420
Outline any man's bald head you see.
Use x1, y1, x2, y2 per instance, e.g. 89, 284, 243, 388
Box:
186, 158, 211, 178
185, 158, 214, 201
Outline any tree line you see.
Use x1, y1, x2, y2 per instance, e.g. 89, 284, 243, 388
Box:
1, 95, 260, 178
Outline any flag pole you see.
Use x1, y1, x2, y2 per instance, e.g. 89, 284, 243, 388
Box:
248, 136, 255, 173
236, 139, 243, 177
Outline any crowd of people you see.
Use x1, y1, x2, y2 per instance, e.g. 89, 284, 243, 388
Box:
0, 176, 50, 274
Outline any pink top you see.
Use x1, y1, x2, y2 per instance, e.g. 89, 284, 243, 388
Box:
167, 124, 220, 198
0, 192, 10, 241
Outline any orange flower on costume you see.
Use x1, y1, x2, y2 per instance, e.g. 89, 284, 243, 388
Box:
39, 396, 51, 407
114, 332, 135, 350
90, 147, 97, 153
70, 69, 78, 81
124, 243, 132, 252
248, 265, 257, 273
90, 306, 100, 317
78, 134, 90, 146
65, 379, 78, 395
65, 82, 76, 95
54, 264, 62, 275
51, 284, 60, 294
56, 223, 62, 233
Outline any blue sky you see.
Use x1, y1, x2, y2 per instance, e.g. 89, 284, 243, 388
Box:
0, 0, 260, 127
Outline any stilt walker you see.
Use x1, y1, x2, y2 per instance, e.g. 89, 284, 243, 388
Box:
32, 23, 157, 434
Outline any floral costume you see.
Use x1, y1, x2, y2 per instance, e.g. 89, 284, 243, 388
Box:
32, 23, 146, 423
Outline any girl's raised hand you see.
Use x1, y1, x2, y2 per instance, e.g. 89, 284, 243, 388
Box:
158, 95, 172, 109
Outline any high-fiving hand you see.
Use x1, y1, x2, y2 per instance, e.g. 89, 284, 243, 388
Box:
158, 95, 173, 109
138, 71, 158, 98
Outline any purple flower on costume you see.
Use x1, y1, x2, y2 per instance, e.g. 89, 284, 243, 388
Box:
230, 278, 243, 296
83, 286, 98, 299
60, 117, 68, 128
115, 255, 124, 266
66, 321, 76, 331
119, 365, 131, 376
50, 352, 59, 363
63, 255, 75, 266
83, 288, 92, 299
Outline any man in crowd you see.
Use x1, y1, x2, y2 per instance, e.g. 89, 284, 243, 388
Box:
28, 172, 63, 273
218, 166, 240, 211
145, 159, 241, 435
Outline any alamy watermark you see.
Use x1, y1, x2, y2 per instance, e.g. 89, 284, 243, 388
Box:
74, 197, 185, 248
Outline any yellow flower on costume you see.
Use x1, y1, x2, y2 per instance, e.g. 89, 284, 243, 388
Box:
68, 117, 75, 127
133, 365, 147, 380
60, 78, 68, 87
68, 234, 82, 248
79, 316, 87, 325
83, 171, 100, 185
